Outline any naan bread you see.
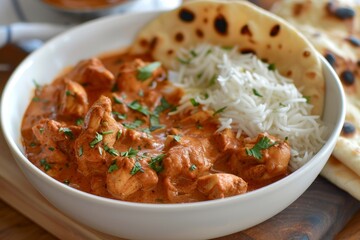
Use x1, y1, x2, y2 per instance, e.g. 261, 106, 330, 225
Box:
130, 0, 325, 115
271, 0, 360, 200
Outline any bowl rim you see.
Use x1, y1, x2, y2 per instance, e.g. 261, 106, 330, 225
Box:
0, 10, 346, 210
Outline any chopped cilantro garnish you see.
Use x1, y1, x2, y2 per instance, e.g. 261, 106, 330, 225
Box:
190, 50, 198, 57
59, 127, 74, 139
39, 127, 44, 134
112, 111, 127, 120
32, 97, 41, 102
137, 62, 161, 81
108, 160, 119, 173
48, 147, 55, 151
65, 90, 74, 96
245, 136, 277, 160
149, 114, 165, 132
128, 100, 150, 116
138, 89, 144, 97
304, 96, 311, 103
252, 89, 263, 97
130, 161, 144, 175
29, 142, 37, 147
78, 146, 83, 157
174, 135, 182, 142
75, 118, 84, 126
154, 97, 172, 115
101, 130, 114, 135
221, 46, 234, 50
141, 128, 151, 135
202, 92, 209, 100
40, 158, 51, 171
268, 63, 276, 71
33, 79, 41, 89
196, 123, 203, 129
122, 119, 144, 129
190, 98, 200, 107
189, 164, 197, 171
176, 57, 192, 65
121, 147, 139, 158
104, 144, 119, 156
213, 106, 227, 116
116, 130, 122, 140
113, 96, 123, 104
149, 154, 165, 173
89, 132, 103, 148
209, 75, 217, 86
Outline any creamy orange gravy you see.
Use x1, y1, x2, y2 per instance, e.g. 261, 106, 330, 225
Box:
21, 50, 290, 203
42, 0, 126, 10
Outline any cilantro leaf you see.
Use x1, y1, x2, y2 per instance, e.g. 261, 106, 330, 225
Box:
108, 160, 119, 173
268, 63, 276, 71
189, 164, 197, 171
245, 136, 277, 160
213, 106, 227, 116
121, 147, 139, 158
148, 154, 165, 173
190, 98, 200, 107
128, 100, 150, 116
59, 127, 74, 139
252, 89, 263, 97
122, 119, 144, 129
104, 144, 119, 156
75, 118, 84, 126
174, 135, 181, 142
137, 62, 161, 81
89, 132, 103, 148
40, 158, 51, 171
130, 161, 144, 175
153, 97, 172, 115
112, 111, 127, 120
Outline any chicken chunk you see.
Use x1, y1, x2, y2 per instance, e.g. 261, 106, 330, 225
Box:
162, 136, 216, 179
164, 176, 200, 203
180, 110, 213, 125
116, 59, 164, 93
32, 119, 81, 163
229, 133, 290, 181
106, 158, 158, 200
74, 95, 123, 176
213, 128, 240, 152
64, 58, 115, 90
197, 173, 248, 200
58, 79, 88, 117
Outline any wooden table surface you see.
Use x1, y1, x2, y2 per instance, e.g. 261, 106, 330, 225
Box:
2, 43, 360, 240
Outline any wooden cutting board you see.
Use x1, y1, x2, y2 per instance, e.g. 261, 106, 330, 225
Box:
1, 44, 360, 240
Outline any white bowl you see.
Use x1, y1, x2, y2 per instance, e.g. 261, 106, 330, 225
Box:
1, 11, 345, 240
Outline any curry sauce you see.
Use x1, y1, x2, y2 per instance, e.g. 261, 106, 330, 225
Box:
21, 50, 290, 203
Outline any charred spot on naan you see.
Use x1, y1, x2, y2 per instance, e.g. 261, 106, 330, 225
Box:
341, 121, 356, 137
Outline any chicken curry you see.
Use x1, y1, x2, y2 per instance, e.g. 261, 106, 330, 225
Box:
21, 50, 291, 203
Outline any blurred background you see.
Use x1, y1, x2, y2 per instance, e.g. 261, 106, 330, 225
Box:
0, 0, 183, 52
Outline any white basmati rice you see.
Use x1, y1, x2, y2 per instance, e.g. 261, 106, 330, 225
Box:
169, 44, 327, 170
